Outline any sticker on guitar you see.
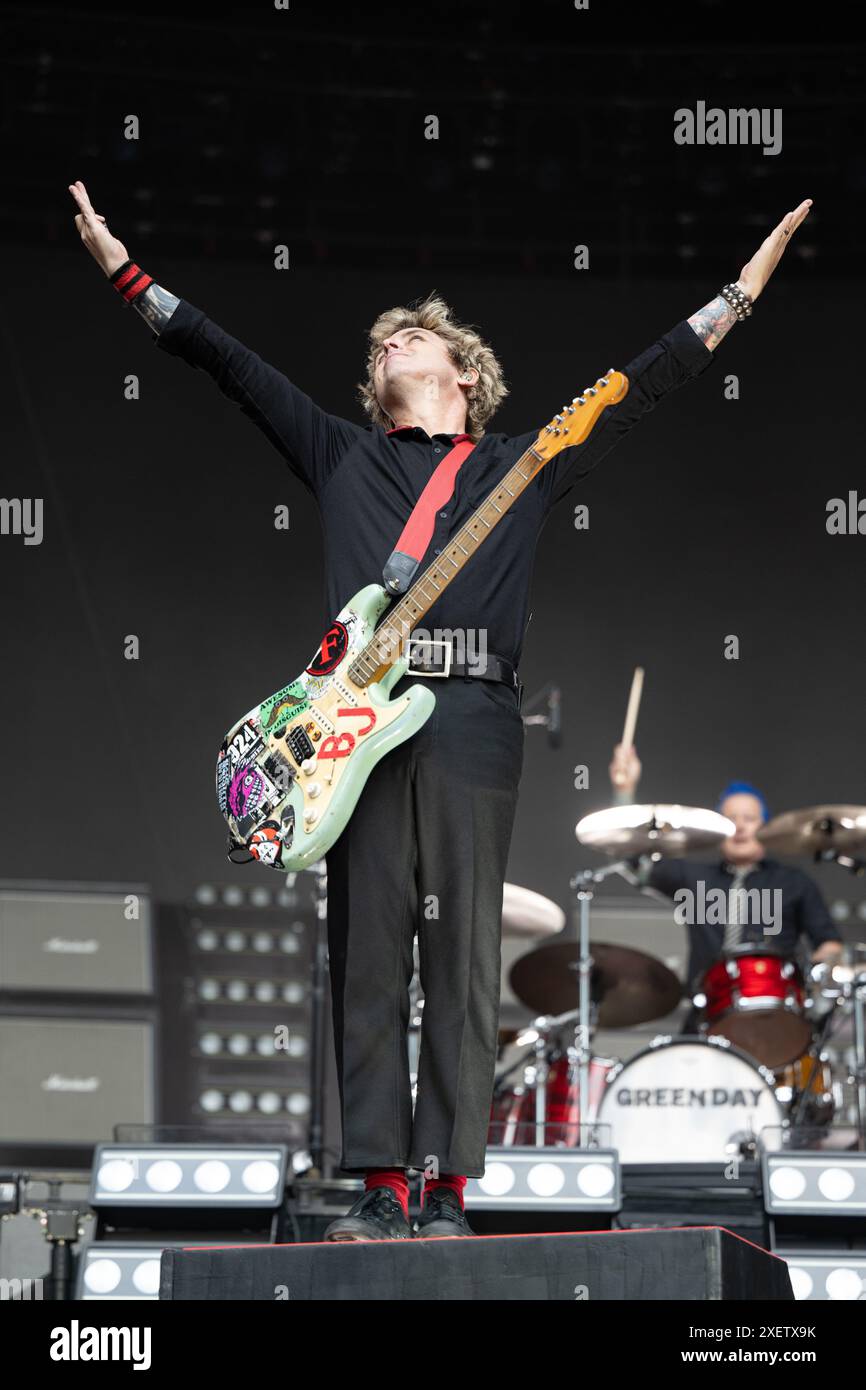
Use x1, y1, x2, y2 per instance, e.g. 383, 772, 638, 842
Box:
306, 619, 349, 676
248, 821, 284, 868
301, 611, 361, 698
227, 719, 261, 765
260, 682, 309, 735
228, 764, 278, 819
317, 707, 377, 761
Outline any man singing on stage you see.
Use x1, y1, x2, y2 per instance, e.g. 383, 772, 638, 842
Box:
70, 178, 812, 1240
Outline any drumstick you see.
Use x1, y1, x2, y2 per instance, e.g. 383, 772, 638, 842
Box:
620, 666, 644, 750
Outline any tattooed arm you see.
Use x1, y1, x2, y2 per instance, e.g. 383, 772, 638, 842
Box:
131, 282, 181, 335
686, 291, 740, 352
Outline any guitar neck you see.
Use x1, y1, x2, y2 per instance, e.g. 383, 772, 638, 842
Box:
348, 367, 629, 688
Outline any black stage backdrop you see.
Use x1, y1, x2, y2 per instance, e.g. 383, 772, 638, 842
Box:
1, 259, 862, 916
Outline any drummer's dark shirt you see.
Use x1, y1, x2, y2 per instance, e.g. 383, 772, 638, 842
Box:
645, 856, 840, 994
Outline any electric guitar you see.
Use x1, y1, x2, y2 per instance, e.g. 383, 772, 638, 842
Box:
217, 369, 629, 871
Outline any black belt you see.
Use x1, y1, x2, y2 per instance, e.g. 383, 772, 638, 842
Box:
406, 639, 523, 709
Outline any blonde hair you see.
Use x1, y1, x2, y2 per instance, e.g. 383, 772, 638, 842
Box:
357, 292, 508, 441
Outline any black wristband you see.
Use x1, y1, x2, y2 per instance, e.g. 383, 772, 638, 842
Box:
720, 282, 753, 321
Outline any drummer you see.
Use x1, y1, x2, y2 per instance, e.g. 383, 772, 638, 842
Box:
607, 744, 844, 1024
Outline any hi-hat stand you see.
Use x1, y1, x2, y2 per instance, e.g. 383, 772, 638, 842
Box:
567, 856, 637, 1148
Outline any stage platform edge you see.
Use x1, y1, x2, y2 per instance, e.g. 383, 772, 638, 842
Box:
159, 1224, 794, 1301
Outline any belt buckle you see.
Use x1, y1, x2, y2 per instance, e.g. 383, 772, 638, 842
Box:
407, 637, 452, 677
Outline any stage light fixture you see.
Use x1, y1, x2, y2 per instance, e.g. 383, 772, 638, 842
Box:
763, 1150, 866, 1214
90, 1143, 288, 1209
466, 1148, 620, 1211
782, 1254, 866, 1301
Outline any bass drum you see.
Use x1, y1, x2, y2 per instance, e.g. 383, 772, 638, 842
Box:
596, 1036, 784, 1163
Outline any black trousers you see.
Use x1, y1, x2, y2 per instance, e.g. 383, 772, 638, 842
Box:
324, 671, 525, 1179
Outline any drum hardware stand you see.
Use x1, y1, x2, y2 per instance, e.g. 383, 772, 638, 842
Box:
803, 961, 866, 1148
848, 974, 866, 1149
491, 1054, 527, 1094
490, 1009, 580, 1145
816, 848, 866, 876
531, 1033, 550, 1147
522, 1010, 580, 1146
789, 1009, 837, 1133
569, 857, 636, 1149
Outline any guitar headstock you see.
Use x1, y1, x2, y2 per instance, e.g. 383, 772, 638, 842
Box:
533, 370, 629, 458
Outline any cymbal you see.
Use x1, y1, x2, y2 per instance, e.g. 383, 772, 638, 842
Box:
758, 805, 866, 856
576, 804, 734, 856
501, 883, 566, 938
509, 939, 682, 1027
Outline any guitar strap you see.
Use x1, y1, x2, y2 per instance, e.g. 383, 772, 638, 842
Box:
382, 437, 476, 595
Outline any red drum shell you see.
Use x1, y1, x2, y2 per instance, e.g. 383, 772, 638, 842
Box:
701, 951, 811, 1068
488, 1054, 613, 1148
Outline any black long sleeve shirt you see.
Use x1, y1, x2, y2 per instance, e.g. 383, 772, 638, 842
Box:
156, 299, 715, 667
646, 856, 840, 990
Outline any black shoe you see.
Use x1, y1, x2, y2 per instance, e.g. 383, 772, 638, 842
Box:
414, 1188, 475, 1238
323, 1187, 412, 1242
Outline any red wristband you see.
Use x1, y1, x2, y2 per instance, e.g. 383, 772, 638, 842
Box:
109, 259, 153, 305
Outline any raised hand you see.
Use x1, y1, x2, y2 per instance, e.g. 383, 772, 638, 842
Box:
68, 181, 129, 276
736, 199, 812, 302
609, 742, 642, 794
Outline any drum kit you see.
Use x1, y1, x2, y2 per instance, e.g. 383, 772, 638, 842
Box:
484, 802, 866, 1164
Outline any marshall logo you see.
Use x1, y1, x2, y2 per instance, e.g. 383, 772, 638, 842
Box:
616, 1088, 764, 1108
42, 937, 100, 954
41, 1074, 101, 1092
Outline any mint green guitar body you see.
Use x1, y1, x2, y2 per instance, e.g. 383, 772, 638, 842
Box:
216, 584, 435, 872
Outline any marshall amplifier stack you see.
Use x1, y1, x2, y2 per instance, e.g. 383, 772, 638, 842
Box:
0, 880, 156, 1167
0, 879, 326, 1167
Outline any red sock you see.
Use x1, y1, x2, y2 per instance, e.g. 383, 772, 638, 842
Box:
422, 1174, 467, 1208
364, 1167, 409, 1217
